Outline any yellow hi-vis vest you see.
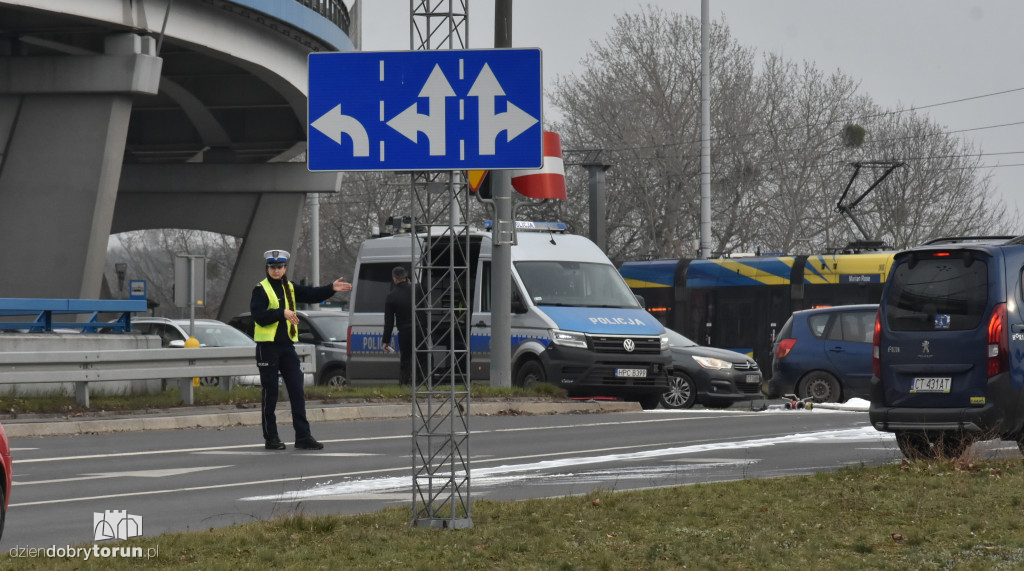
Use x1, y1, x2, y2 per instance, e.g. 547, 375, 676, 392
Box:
254, 278, 297, 342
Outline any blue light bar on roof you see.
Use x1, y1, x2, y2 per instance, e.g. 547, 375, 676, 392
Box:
482, 220, 567, 232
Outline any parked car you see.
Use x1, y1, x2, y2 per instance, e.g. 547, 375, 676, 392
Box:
132, 317, 258, 385
768, 304, 878, 403
661, 328, 763, 409
0, 421, 10, 540
229, 309, 349, 386
870, 238, 1024, 460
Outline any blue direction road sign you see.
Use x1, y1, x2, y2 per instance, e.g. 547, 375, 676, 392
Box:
308, 49, 543, 172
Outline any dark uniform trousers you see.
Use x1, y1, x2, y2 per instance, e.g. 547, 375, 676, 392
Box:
256, 342, 310, 441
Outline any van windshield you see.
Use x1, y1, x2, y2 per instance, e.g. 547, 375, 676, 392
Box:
515, 261, 641, 308
885, 252, 989, 331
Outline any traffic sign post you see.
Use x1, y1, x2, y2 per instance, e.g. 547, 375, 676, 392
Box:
308, 49, 543, 172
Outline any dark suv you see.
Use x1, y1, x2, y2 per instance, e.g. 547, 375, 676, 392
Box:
870, 239, 1024, 459
229, 310, 349, 386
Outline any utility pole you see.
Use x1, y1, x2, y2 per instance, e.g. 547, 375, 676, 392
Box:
699, 0, 712, 258
490, 0, 513, 388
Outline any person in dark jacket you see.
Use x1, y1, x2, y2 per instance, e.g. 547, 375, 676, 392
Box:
381, 266, 413, 385
251, 249, 352, 450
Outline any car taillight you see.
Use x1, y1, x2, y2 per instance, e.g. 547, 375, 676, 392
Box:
872, 309, 881, 378
988, 303, 1008, 377
346, 326, 352, 357
775, 338, 796, 359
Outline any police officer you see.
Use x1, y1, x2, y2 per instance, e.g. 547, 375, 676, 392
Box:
251, 249, 352, 450
382, 266, 413, 385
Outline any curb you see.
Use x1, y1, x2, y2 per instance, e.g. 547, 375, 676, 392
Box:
2, 401, 642, 438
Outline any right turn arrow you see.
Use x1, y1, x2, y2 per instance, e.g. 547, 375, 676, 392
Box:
469, 63, 538, 156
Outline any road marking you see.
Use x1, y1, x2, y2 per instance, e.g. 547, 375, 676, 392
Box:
10, 415, 748, 465
16, 465, 231, 486
192, 452, 377, 458
240, 426, 892, 502
8, 426, 893, 508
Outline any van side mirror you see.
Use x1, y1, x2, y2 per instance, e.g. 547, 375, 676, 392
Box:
298, 332, 316, 343
634, 294, 646, 309
511, 290, 528, 314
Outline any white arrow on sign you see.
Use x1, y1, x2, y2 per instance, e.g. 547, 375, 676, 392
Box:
311, 104, 370, 157
468, 63, 538, 156
386, 64, 455, 156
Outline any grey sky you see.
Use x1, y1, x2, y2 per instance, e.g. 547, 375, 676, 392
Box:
357, 1, 1024, 230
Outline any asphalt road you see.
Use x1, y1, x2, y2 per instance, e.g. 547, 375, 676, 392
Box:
5, 406, 895, 549
8, 405, 1012, 552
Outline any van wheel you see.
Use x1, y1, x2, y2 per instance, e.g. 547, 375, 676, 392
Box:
797, 371, 841, 403
514, 360, 546, 389
319, 366, 348, 387
660, 374, 697, 409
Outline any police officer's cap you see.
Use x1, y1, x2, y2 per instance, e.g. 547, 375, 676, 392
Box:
264, 249, 290, 267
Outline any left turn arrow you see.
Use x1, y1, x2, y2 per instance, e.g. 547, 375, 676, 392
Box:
312, 104, 370, 157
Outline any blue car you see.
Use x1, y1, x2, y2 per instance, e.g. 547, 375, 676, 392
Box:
768, 304, 878, 403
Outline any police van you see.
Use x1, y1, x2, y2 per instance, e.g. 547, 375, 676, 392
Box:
346, 221, 671, 408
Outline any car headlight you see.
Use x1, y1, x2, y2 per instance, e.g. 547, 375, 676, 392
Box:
660, 334, 670, 351
692, 356, 732, 370
550, 329, 588, 349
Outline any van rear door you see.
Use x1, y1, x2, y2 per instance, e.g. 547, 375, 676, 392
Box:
878, 250, 993, 408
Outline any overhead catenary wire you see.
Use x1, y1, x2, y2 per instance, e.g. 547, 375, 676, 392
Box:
568, 85, 1024, 163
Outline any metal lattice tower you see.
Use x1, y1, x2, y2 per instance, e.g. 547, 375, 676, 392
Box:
409, 0, 473, 529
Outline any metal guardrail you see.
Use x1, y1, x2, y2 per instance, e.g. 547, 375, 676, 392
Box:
0, 298, 147, 333
294, 0, 351, 33
0, 345, 313, 407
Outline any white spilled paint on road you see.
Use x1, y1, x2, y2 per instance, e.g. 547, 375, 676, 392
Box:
241, 426, 894, 502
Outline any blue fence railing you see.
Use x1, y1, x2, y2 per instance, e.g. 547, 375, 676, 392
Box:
0, 299, 147, 333
294, 0, 351, 33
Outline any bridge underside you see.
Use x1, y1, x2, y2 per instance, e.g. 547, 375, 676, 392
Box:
0, 1, 350, 318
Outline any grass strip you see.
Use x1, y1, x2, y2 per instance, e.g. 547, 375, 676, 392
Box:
0, 383, 567, 416
7, 458, 1024, 569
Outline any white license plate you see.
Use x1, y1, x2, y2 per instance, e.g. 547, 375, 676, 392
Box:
615, 368, 647, 378
745, 374, 760, 384
911, 377, 952, 393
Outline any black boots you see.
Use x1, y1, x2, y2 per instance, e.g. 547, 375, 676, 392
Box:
294, 436, 324, 450
265, 437, 286, 450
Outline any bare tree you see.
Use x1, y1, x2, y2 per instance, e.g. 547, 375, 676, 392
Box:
548, 7, 1012, 260
107, 229, 240, 317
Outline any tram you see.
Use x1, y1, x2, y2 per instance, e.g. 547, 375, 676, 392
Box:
619, 251, 895, 371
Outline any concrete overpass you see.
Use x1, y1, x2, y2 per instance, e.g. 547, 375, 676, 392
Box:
0, 0, 354, 319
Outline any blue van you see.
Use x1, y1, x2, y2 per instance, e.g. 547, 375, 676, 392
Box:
346, 222, 671, 408
869, 238, 1024, 459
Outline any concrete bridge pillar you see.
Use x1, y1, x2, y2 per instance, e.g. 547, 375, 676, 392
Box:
0, 33, 161, 298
